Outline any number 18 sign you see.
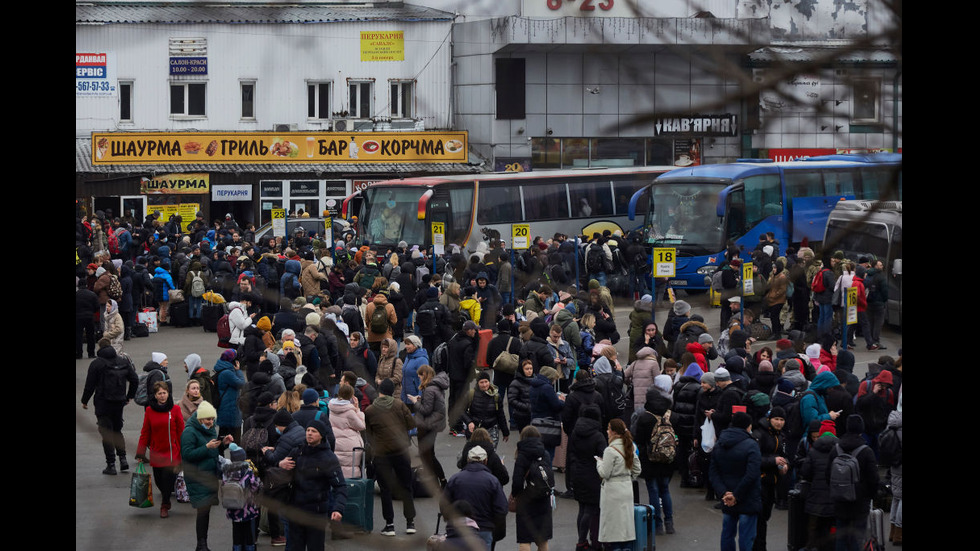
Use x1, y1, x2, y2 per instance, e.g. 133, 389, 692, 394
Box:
653, 248, 675, 277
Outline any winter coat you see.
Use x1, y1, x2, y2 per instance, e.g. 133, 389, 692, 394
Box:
415, 371, 449, 432
279, 259, 302, 299
512, 437, 554, 544
633, 392, 674, 480
568, 412, 606, 505
136, 400, 185, 468
181, 411, 221, 508
103, 302, 125, 353
328, 398, 366, 478
597, 438, 642, 543
800, 371, 839, 429
560, 377, 604, 437
364, 395, 415, 456
286, 439, 349, 516
214, 358, 246, 428
263, 420, 305, 466
800, 433, 838, 517
444, 461, 509, 534
226, 301, 251, 346
508, 372, 533, 431
886, 411, 902, 499
709, 426, 763, 515
462, 384, 509, 437
375, 337, 403, 397
520, 336, 554, 372
827, 432, 879, 519
625, 347, 660, 412
364, 294, 397, 343
400, 346, 430, 405
627, 301, 655, 362
447, 331, 478, 382
529, 374, 563, 421
300, 259, 328, 299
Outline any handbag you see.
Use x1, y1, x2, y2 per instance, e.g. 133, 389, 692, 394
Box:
531, 417, 562, 448
508, 494, 518, 513
262, 466, 294, 500
168, 289, 185, 303
492, 337, 519, 375
174, 470, 190, 503
129, 462, 154, 508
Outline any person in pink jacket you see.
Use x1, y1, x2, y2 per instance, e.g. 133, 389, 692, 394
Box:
625, 347, 661, 414
328, 383, 366, 478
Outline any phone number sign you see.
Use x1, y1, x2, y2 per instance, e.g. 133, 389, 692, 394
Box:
76, 52, 116, 97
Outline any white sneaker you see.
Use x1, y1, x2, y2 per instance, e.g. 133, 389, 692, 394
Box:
406, 521, 417, 535
381, 524, 396, 537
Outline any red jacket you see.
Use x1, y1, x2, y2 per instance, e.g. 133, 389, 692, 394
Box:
136, 404, 185, 467
852, 276, 867, 312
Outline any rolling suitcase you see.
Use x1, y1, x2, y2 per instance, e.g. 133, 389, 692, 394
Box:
787, 487, 808, 551
202, 303, 223, 333
552, 429, 568, 472
169, 301, 190, 327
342, 447, 375, 533
865, 506, 885, 551
633, 503, 656, 551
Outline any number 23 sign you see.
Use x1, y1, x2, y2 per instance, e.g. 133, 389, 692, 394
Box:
545, 0, 614, 11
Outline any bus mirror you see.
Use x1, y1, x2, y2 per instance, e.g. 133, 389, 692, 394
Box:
892, 258, 902, 276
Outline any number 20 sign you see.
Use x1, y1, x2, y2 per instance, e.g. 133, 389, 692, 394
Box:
653, 248, 675, 277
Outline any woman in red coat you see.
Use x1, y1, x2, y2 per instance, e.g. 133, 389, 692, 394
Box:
136, 380, 185, 518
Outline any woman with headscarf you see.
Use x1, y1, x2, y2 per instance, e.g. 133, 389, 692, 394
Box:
103, 299, 125, 353
136, 380, 184, 518
180, 379, 204, 422
625, 347, 661, 414
375, 337, 403, 399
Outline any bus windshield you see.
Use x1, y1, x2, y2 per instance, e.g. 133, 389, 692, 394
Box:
644, 181, 726, 254
824, 219, 890, 261
359, 186, 427, 246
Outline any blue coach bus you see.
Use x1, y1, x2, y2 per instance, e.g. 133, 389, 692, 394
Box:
627, 153, 902, 290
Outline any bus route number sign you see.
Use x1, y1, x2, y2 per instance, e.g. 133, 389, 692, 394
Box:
432, 222, 445, 255
512, 224, 530, 250
272, 208, 286, 238
742, 261, 754, 296
653, 248, 675, 277
846, 287, 858, 325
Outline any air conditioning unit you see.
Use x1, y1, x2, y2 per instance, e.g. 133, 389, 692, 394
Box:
273, 123, 298, 132
333, 119, 372, 132
390, 119, 416, 131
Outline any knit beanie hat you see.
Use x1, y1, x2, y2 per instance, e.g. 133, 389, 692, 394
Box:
769, 406, 786, 420
273, 409, 293, 427
257, 316, 272, 331
307, 419, 330, 441
379, 378, 395, 396
846, 414, 865, 434
673, 300, 691, 316
302, 388, 320, 404
731, 411, 752, 429
220, 349, 237, 362
819, 420, 838, 437
539, 366, 559, 382
229, 443, 246, 462
196, 401, 217, 419
714, 367, 731, 382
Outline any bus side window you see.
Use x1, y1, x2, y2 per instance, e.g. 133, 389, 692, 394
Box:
743, 174, 782, 229
726, 188, 746, 241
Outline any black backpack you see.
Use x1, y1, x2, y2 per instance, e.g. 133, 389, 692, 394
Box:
586, 243, 605, 274
878, 426, 902, 467
829, 444, 868, 502
523, 455, 555, 499
102, 356, 133, 402
594, 372, 628, 424
416, 304, 437, 337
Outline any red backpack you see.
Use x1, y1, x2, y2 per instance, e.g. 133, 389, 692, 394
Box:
811, 268, 830, 293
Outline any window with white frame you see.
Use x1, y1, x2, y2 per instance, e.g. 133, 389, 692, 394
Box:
852, 78, 881, 124
241, 81, 256, 120
349, 80, 374, 119
119, 81, 133, 122
390, 80, 414, 119
307, 81, 331, 120
170, 82, 206, 117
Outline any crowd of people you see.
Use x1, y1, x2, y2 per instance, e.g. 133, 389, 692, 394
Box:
78, 208, 902, 551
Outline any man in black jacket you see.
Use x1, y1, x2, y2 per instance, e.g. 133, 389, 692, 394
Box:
828, 415, 879, 551
76, 280, 100, 359
447, 321, 479, 434
81, 339, 139, 475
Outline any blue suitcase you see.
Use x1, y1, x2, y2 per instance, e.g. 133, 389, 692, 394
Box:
342, 447, 374, 533
633, 503, 656, 551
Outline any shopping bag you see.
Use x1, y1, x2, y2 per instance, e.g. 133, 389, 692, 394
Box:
700, 418, 716, 453
137, 309, 159, 333
129, 462, 154, 508
174, 471, 190, 503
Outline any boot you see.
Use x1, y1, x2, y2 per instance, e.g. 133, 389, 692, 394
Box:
892, 525, 902, 545
119, 455, 130, 473
103, 462, 117, 475
665, 519, 675, 534
194, 538, 211, 551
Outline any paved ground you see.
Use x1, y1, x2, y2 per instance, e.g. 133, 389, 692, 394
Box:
76, 292, 901, 550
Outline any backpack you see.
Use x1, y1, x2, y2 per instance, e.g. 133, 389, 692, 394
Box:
586, 243, 605, 274
878, 426, 902, 467
811, 268, 831, 293
416, 305, 437, 337
189, 271, 206, 298
241, 426, 270, 454
369, 304, 390, 334
107, 230, 120, 254
107, 274, 124, 301
356, 266, 379, 290
522, 455, 555, 499
647, 411, 678, 464
492, 337, 520, 375
219, 464, 252, 509
217, 313, 233, 348
781, 392, 806, 440
594, 372, 628, 424
135, 369, 166, 406
829, 444, 868, 502
102, 357, 132, 402
432, 338, 452, 373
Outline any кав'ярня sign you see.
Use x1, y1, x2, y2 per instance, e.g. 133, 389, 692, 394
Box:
91, 132, 468, 164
